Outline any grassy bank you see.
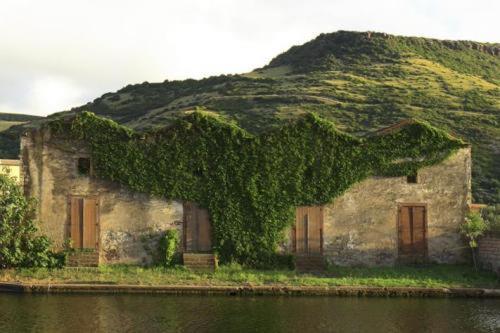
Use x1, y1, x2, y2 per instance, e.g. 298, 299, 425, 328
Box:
0, 264, 498, 289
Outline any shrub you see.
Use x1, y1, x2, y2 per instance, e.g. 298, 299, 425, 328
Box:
482, 204, 500, 234
159, 229, 180, 267
460, 212, 488, 270
0, 174, 63, 268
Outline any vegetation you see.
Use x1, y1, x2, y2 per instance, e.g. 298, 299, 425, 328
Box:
0, 121, 22, 132
460, 212, 489, 270
0, 31, 498, 203
483, 204, 500, 234
47, 111, 463, 266
0, 174, 63, 268
268, 31, 500, 82
159, 230, 180, 267
0, 113, 41, 122
0, 264, 497, 289
0, 113, 41, 157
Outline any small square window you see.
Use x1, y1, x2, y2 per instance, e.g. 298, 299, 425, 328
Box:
407, 172, 418, 184
77, 158, 91, 176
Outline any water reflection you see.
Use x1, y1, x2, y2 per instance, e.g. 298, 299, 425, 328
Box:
0, 294, 499, 332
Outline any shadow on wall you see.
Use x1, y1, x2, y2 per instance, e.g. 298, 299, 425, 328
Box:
98, 229, 468, 267
325, 233, 468, 267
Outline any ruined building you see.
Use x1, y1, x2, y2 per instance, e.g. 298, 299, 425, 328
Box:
15, 120, 472, 270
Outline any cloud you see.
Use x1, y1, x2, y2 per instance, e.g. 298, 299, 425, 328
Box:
0, 0, 498, 116
0, 75, 85, 116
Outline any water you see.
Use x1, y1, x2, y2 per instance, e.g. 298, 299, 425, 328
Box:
0, 294, 499, 333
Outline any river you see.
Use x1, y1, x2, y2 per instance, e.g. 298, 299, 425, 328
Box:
0, 294, 499, 332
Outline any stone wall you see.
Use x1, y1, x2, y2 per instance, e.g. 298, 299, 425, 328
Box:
478, 235, 500, 275
21, 129, 183, 265
323, 148, 471, 266
67, 251, 100, 267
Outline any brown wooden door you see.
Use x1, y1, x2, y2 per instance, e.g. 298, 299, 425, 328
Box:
398, 205, 427, 262
294, 206, 323, 254
184, 202, 212, 252
70, 197, 99, 249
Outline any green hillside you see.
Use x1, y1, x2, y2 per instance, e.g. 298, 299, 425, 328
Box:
1, 31, 499, 203
0, 113, 42, 157
0, 113, 40, 131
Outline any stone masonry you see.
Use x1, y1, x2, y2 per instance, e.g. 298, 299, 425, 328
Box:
21, 129, 183, 265
322, 148, 471, 266
67, 251, 100, 267
478, 235, 500, 276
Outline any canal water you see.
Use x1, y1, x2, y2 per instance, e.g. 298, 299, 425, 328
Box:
0, 294, 499, 332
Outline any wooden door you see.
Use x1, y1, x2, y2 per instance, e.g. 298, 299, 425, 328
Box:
398, 205, 427, 262
294, 206, 323, 254
70, 197, 99, 249
184, 202, 212, 252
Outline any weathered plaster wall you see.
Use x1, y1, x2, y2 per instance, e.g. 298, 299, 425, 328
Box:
21, 130, 183, 265
323, 148, 471, 266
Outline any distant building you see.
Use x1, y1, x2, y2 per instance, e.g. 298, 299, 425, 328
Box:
0, 159, 22, 184
19, 124, 472, 269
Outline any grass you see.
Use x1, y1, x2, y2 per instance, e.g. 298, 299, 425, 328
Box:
0, 121, 23, 132
0, 264, 497, 289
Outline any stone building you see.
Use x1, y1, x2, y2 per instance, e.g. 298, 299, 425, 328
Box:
19, 125, 471, 268
299, 147, 471, 267
0, 159, 22, 184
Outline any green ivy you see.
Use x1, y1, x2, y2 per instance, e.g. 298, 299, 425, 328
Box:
47, 111, 465, 266
159, 229, 180, 267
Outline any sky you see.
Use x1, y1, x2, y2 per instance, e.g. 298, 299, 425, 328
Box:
1, 0, 499, 117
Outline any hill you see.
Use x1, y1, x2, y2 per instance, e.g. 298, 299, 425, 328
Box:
0, 113, 42, 157
1, 31, 499, 203
0, 113, 40, 130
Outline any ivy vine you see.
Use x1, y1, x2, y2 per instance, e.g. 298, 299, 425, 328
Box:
47, 111, 465, 266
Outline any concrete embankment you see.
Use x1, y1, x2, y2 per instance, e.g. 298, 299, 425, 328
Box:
1, 282, 499, 298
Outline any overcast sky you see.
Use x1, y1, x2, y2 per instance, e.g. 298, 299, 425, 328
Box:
1, 0, 499, 117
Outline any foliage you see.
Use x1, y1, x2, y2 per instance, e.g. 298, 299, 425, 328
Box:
460, 212, 489, 248
159, 229, 180, 267
462, 89, 495, 111
460, 212, 489, 270
0, 264, 497, 289
482, 204, 500, 234
48, 111, 463, 266
0, 174, 63, 268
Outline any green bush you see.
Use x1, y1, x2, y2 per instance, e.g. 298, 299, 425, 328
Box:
0, 174, 63, 268
262, 253, 295, 270
159, 229, 180, 267
483, 204, 500, 234
460, 212, 488, 270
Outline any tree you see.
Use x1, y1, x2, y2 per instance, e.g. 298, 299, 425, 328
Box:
459, 212, 488, 271
0, 174, 63, 268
